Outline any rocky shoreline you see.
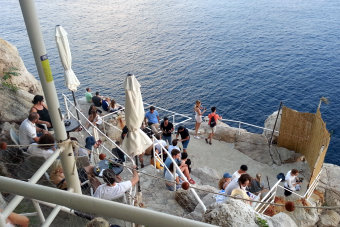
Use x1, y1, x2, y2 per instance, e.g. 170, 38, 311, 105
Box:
1, 38, 340, 226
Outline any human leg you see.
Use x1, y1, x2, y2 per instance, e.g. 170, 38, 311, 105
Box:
182, 139, 189, 152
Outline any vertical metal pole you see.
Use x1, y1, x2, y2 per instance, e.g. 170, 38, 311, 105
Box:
19, 0, 82, 194
71, 91, 80, 120
63, 95, 70, 119
32, 200, 46, 223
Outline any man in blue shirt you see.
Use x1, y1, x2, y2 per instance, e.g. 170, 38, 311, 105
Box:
163, 149, 195, 184
144, 106, 160, 136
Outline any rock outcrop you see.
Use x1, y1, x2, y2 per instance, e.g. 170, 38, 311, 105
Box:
0, 38, 42, 123
202, 199, 298, 227
263, 110, 281, 143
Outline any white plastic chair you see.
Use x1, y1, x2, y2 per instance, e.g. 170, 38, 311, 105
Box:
10, 128, 20, 145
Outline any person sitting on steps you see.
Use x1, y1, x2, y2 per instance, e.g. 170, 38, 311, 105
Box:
164, 149, 195, 184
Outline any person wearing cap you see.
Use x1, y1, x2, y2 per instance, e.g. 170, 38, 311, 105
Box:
93, 166, 139, 200
218, 172, 232, 190
176, 125, 190, 153
144, 106, 160, 136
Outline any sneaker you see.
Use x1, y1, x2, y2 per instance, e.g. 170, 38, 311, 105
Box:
205, 138, 208, 144
209, 142, 212, 145
194, 136, 200, 139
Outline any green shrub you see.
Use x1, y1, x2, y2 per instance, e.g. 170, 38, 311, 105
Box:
1, 67, 20, 92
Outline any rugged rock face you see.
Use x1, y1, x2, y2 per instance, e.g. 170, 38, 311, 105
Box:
263, 110, 281, 143
202, 199, 297, 227
317, 210, 340, 227
0, 38, 42, 123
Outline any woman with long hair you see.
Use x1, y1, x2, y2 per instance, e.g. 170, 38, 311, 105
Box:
193, 100, 206, 139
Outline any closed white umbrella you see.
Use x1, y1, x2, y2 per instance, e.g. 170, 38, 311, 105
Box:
122, 74, 152, 157
55, 25, 80, 91
55, 25, 80, 119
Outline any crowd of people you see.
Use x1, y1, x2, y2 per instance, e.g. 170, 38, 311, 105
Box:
14, 91, 303, 211
217, 164, 302, 206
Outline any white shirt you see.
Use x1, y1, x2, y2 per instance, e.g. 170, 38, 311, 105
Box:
154, 139, 167, 153
27, 143, 54, 159
168, 145, 180, 153
231, 171, 241, 181
93, 181, 132, 200
19, 118, 37, 145
225, 178, 240, 195
284, 170, 297, 190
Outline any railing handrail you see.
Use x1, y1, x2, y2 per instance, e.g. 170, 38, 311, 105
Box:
219, 118, 279, 133
62, 94, 135, 165
255, 179, 281, 211
152, 136, 207, 212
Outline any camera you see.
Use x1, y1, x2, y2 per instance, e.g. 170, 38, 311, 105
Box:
296, 177, 304, 183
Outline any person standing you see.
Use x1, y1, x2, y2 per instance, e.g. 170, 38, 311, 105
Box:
194, 100, 206, 139
85, 88, 93, 103
160, 117, 174, 145
176, 125, 190, 153
144, 106, 160, 135
205, 106, 222, 145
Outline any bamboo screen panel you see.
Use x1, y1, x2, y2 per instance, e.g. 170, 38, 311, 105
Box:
278, 107, 330, 187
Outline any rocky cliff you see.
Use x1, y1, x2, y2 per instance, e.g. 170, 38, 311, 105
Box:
0, 38, 43, 123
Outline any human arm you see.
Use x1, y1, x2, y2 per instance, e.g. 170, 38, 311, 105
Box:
7, 212, 29, 227
130, 166, 139, 186
30, 107, 51, 127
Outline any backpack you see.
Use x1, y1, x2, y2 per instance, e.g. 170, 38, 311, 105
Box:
277, 172, 285, 182
210, 114, 216, 127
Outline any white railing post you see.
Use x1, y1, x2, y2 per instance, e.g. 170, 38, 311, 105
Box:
1, 148, 62, 220
238, 122, 241, 135
63, 95, 70, 119
32, 200, 46, 223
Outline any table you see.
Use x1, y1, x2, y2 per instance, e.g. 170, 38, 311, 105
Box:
64, 118, 80, 137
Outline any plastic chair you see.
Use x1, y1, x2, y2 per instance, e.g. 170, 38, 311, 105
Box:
10, 128, 20, 145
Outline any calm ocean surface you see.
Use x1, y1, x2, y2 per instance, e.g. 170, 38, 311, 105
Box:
1, 0, 340, 165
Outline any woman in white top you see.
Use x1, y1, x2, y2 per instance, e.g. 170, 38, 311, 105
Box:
27, 133, 55, 159
193, 100, 206, 139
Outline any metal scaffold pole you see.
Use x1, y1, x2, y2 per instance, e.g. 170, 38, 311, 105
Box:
19, 0, 82, 194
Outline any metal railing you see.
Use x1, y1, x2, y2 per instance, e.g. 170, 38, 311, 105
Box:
0, 147, 62, 226
255, 179, 281, 213
144, 102, 192, 131
218, 118, 279, 135
151, 136, 206, 212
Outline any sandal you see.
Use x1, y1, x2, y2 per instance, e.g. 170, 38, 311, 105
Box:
189, 178, 196, 184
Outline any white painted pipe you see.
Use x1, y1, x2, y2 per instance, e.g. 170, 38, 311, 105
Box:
0, 177, 215, 227
1, 149, 61, 219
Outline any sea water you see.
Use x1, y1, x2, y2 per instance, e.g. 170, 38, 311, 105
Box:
1, 0, 340, 164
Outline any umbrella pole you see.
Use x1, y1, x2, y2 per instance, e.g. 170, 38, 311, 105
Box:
72, 91, 80, 120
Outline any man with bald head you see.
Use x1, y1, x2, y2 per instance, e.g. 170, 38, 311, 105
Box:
19, 112, 48, 145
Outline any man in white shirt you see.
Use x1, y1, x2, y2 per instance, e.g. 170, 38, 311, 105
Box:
231, 165, 248, 181
19, 112, 47, 145
93, 166, 139, 200
284, 169, 301, 196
